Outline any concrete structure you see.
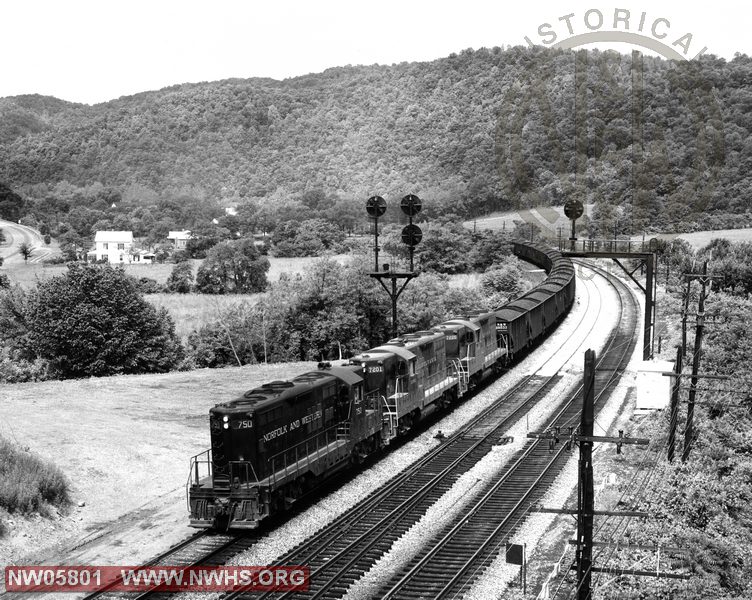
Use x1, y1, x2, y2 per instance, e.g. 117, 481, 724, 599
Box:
636, 360, 674, 411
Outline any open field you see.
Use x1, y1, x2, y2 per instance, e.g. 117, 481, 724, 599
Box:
146, 293, 260, 340
0, 361, 319, 567
1, 254, 352, 289
647, 228, 752, 249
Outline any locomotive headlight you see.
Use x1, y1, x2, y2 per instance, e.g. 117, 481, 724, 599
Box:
223, 416, 229, 422
223, 423, 229, 429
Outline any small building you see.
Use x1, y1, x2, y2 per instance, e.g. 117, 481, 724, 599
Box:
168, 230, 192, 249
93, 231, 134, 264
130, 250, 156, 264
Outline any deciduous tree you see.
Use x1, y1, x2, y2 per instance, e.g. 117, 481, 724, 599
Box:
23, 264, 183, 377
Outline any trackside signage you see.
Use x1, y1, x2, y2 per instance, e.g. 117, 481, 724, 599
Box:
4, 565, 310, 592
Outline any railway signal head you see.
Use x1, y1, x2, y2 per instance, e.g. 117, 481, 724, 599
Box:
564, 199, 584, 220
365, 196, 387, 218
401, 224, 422, 247
400, 194, 422, 217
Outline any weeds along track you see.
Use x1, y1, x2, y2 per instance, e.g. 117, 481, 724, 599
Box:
376, 261, 639, 600
221, 263, 629, 600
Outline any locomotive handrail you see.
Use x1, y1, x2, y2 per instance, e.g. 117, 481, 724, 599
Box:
229, 460, 259, 488
186, 449, 213, 510
267, 424, 344, 488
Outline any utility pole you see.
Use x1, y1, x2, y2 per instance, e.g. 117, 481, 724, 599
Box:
530, 350, 660, 599
667, 345, 683, 462
575, 349, 595, 600
683, 262, 708, 462
681, 278, 691, 357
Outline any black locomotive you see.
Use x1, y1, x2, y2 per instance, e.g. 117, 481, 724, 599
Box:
188, 242, 575, 529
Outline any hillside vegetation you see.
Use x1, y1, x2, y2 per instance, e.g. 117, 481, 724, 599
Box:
0, 46, 751, 235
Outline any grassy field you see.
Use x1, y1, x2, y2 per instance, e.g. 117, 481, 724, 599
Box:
146, 293, 261, 340
2, 254, 353, 289
649, 228, 752, 249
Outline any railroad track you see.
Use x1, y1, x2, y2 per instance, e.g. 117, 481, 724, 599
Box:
81, 531, 254, 600
218, 263, 626, 600
375, 261, 639, 599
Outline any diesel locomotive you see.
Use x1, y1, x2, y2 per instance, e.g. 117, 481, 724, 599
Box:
187, 242, 575, 529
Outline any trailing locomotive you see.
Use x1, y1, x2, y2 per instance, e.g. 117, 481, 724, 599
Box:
187, 242, 575, 530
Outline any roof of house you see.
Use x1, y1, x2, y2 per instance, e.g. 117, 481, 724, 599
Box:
168, 230, 191, 239
94, 231, 133, 243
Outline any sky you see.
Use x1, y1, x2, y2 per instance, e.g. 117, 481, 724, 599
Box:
0, 0, 749, 105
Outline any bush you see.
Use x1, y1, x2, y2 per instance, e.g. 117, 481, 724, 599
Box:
0, 346, 54, 383
481, 259, 528, 297
23, 263, 184, 377
0, 437, 69, 515
132, 276, 164, 294
271, 219, 345, 257
42, 255, 67, 265
195, 238, 269, 294
172, 249, 190, 263
165, 262, 194, 293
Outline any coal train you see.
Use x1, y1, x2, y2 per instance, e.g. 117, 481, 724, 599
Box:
187, 242, 575, 530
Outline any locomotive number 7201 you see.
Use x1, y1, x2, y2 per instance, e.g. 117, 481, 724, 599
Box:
366, 366, 383, 373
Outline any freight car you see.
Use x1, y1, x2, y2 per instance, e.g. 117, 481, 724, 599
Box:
187, 242, 575, 530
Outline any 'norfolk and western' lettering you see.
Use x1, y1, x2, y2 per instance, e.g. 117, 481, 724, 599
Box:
263, 410, 322, 443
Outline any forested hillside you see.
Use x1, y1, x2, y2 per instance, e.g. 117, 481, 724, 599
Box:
1, 46, 751, 234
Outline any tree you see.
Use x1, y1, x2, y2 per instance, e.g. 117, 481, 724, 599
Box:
18, 242, 32, 263
480, 260, 530, 303
195, 238, 269, 294
0, 183, 24, 222
166, 262, 194, 293
23, 264, 183, 377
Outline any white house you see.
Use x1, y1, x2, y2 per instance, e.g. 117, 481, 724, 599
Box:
168, 230, 192, 249
93, 231, 134, 264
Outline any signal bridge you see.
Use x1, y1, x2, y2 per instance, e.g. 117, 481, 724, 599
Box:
559, 237, 660, 256
556, 237, 657, 361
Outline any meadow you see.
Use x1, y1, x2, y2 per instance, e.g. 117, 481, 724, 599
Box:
652, 228, 752, 249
